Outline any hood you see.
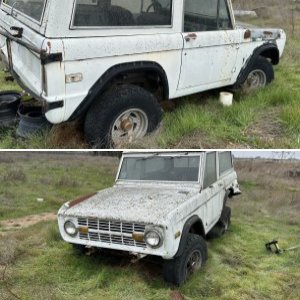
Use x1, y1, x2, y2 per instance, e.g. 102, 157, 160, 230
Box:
61, 184, 198, 225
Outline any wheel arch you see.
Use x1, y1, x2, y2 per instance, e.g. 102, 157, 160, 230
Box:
68, 61, 169, 122
235, 43, 279, 88
175, 215, 205, 258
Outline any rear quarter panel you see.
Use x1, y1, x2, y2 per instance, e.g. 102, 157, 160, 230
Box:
62, 34, 183, 120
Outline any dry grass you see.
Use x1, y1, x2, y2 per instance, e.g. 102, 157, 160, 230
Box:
1, 168, 26, 182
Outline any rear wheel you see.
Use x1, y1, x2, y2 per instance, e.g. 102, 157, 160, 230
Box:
84, 85, 162, 148
240, 56, 274, 92
163, 234, 207, 286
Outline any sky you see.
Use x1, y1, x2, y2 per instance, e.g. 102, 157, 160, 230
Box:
233, 151, 300, 160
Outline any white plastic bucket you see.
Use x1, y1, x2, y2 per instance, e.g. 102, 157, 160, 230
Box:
219, 92, 233, 107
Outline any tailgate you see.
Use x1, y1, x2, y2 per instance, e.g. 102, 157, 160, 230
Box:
0, 10, 45, 97
2, 41, 43, 95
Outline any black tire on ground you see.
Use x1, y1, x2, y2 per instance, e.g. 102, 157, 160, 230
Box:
207, 206, 231, 239
72, 244, 86, 255
240, 56, 274, 92
84, 85, 163, 148
163, 234, 208, 286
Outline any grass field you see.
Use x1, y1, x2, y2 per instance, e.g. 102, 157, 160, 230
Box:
0, 3, 300, 149
0, 153, 299, 300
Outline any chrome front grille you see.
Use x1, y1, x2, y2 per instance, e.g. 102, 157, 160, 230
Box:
77, 218, 146, 248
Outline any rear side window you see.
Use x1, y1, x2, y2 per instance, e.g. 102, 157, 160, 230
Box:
73, 0, 172, 27
203, 152, 217, 189
3, 0, 47, 22
219, 152, 233, 175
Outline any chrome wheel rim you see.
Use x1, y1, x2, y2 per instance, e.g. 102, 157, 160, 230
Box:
111, 108, 148, 147
243, 69, 267, 90
185, 250, 202, 279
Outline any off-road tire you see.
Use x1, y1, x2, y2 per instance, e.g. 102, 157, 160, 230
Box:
240, 56, 274, 92
163, 234, 208, 286
207, 206, 231, 239
84, 85, 162, 148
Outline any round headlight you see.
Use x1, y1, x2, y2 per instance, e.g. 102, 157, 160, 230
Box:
145, 230, 162, 248
64, 221, 78, 237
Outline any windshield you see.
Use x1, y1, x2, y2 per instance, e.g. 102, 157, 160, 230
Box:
119, 156, 200, 182
2, 0, 47, 22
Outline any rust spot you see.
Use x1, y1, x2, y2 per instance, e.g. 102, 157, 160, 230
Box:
175, 231, 181, 239
68, 192, 97, 208
47, 41, 52, 53
244, 30, 251, 39
263, 31, 273, 36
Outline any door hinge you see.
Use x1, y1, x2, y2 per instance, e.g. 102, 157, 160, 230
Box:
40, 51, 63, 65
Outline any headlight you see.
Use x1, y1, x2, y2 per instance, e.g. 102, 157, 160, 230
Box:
64, 221, 78, 237
145, 230, 162, 248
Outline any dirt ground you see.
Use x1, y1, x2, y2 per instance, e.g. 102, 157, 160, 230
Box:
0, 213, 57, 231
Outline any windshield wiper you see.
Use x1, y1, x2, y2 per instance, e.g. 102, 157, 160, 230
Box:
136, 152, 192, 161
136, 153, 160, 161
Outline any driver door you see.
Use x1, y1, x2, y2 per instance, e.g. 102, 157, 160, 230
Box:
178, 0, 240, 91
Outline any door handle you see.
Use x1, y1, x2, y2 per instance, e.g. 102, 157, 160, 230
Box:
10, 26, 23, 38
184, 33, 197, 42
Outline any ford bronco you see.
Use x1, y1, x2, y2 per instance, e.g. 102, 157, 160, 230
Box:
0, 1, 286, 148
58, 151, 241, 285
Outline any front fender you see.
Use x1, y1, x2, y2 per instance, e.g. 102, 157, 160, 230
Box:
175, 215, 205, 258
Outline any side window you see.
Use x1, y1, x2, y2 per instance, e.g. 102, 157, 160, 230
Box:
184, 0, 232, 32
203, 152, 217, 189
218, 0, 232, 30
73, 0, 173, 27
219, 152, 233, 175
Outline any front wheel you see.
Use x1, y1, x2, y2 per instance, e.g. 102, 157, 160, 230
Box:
84, 85, 162, 148
240, 56, 274, 93
163, 234, 208, 286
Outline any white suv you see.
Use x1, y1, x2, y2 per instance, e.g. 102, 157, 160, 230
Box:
0, 1, 286, 148
58, 151, 241, 285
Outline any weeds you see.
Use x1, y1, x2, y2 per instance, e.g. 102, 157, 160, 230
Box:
0, 238, 19, 265
2, 168, 26, 183
55, 175, 79, 188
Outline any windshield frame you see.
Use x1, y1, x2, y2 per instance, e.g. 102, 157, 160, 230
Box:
1, 0, 48, 26
116, 152, 203, 184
